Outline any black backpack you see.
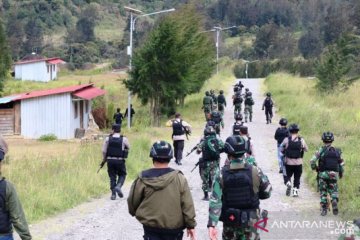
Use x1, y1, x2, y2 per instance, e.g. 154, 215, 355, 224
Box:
285, 137, 303, 158
211, 112, 222, 124
233, 94, 243, 104
264, 98, 273, 108
172, 120, 185, 136
245, 96, 254, 106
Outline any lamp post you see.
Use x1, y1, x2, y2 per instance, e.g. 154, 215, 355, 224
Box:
124, 6, 175, 129
212, 26, 237, 74
242, 60, 259, 79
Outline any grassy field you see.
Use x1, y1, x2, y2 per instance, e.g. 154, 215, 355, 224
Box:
265, 72, 360, 219
2, 62, 236, 222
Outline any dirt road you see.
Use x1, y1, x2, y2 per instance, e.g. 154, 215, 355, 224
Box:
19, 78, 346, 240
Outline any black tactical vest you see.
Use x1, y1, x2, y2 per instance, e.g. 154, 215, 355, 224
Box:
0, 179, 11, 234
232, 123, 242, 135
221, 166, 259, 210
285, 137, 303, 158
319, 147, 340, 172
172, 120, 185, 136
106, 136, 124, 158
276, 127, 289, 145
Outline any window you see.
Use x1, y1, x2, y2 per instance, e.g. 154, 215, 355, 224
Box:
74, 102, 78, 118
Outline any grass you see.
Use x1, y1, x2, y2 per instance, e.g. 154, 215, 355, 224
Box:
1, 60, 236, 223
265, 72, 360, 219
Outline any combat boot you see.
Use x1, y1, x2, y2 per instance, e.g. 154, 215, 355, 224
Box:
202, 192, 209, 201
293, 188, 299, 197
114, 185, 123, 198
286, 181, 292, 196
111, 190, 116, 200
332, 200, 339, 215
321, 208, 327, 216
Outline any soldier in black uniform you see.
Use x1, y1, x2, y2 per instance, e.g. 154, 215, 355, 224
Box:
102, 124, 130, 200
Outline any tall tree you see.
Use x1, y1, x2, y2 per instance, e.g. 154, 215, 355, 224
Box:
23, 18, 44, 54
0, 22, 11, 95
125, 4, 214, 126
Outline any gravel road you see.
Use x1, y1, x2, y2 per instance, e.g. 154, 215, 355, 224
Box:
18, 78, 349, 240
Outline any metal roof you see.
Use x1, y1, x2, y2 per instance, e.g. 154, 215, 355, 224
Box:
0, 84, 105, 104
14, 57, 65, 65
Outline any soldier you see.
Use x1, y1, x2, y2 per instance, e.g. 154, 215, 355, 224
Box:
310, 132, 344, 216
102, 124, 130, 200
274, 118, 290, 175
209, 110, 224, 135
208, 135, 272, 240
128, 141, 196, 240
262, 92, 274, 124
113, 108, 124, 125
0, 134, 32, 240
237, 80, 244, 93
166, 113, 192, 165
239, 125, 255, 158
232, 113, 244, 136
224, 134, 257, 167
217, 90, 227, 115
280, 124, 308, 197
196, 126, 225, 201
232, 91, 243, 119
203, 91, 213, 120
210, 90, 218, 111
244, 92, 255, 123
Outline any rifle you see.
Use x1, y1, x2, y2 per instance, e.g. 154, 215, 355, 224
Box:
186, 145, 198, 157
316, 170, 320, 192
97, 158, 107, 173
191, 160, 203, 173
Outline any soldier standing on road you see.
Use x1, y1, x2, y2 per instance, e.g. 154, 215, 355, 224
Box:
0, 135, 32, 240
232, 91, 243, 119
209, 110, 224, 135
196, 126, 225, 201
232, 113, 244, 136
102, 124, 130, 200
128, 141, 196, 240
274, 118, 290, 175
244, 92, 255, 123
210, 90, 218, 111
208, 135, 272, 240
203, 91, 213, 120
310, 132, 344, 216
217, 90, 227, 116
262, 93, 274, 124
280, 124, 308, 197
166, 113, 191, 166
113, 108, 124, 125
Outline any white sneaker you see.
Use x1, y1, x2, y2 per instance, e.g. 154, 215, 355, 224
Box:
293, 188, 299, 197
286, 181, 291, 196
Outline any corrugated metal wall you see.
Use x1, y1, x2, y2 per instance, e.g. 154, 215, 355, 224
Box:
21, 93, 72, 139
15, 61, 51, 82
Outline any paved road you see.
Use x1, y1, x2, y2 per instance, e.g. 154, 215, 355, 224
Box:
20, 78, 345, 240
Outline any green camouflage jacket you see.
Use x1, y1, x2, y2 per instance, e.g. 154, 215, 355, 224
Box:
208, 158, 272, 227
310, 145, 344, 180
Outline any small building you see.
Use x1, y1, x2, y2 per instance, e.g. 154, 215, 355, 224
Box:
14, 55, 65, 82
0, 84, 105, 139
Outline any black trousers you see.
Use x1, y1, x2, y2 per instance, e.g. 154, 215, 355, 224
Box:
143, 229, 183, 240
107, 159, 126, 191
265, 107, 273, 121
173, 140, 184, 163
285, 164, 303, 189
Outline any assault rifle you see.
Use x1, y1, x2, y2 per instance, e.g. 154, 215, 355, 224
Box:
186, 145, 198, 158
191, 160, 203, 173
97, 158, 107, 173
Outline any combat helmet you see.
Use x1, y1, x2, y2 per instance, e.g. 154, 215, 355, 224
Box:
224, 135, 246, 157
322, 132, 334, 143
149, 141, 173, 160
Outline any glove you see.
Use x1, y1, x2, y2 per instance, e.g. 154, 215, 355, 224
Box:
339, 172, 343, 179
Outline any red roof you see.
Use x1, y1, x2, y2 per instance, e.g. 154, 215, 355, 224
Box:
14, 57, 65, 65
1, 84, 105, 102
73, 87, 106, 100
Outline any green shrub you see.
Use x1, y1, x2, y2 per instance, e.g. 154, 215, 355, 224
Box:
38, 134, 58, 141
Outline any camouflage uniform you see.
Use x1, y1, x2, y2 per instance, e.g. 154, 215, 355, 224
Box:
208, 158, 272, 240
197, 136, 225, 194
224, 155, 257, 167
211, 92, 218, 111
310, 145, 344, 210
244, 96, 254, 123
203, 95, 213, 120
217, 94, 227, 116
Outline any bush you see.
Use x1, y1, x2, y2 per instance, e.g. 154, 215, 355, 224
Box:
38, 134, 57, 141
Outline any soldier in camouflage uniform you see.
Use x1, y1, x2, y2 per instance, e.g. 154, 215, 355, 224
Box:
196, 126, 225, 201
210, 90, 218, 111
217, 90, 227, 116
233, 91, 243, 119
203, 91, 213, 120
208, 135, 272, 240
223, 135, 257, 167
310, 132, 344, 216
244, 92, 255, 123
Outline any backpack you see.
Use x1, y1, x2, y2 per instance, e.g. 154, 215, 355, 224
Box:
245, 96, 254, 106
203, 136, 221, 160
232, 123, 242, 135
264, 98, 273, 108
172, 120, 185, 136
233, 86, 239, 93
233, 94, 243, 104
319, 146, 341, 172
211, 111, 222, 124
285, 137, 303, 158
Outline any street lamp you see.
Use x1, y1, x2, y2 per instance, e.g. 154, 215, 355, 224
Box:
212, 26, 237, 74
242, 60, 259, 79
124, 6, 175, 129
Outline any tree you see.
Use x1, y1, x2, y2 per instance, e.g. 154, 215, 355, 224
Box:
0, 22, 11, 95
5, 11, 25, 60
125, 4, 214, 126
23, 18, 44, 54
253, 23, 278, 59
298, 26, 323, 59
